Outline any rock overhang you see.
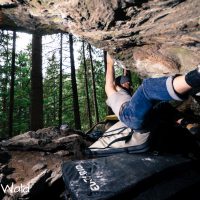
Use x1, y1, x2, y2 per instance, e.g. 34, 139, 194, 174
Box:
0, 0, 199, 77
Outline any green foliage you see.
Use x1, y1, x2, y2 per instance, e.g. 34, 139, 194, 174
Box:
43, 53, 62, 127
131, 71, 142, 92
43, 34, 75, 128
0, 31, 11, 136
77, 49, 107, 130
13, 51, 31, 134
0, 31, 31, 136
0, 32, 141, 136
61, 75, 75, 127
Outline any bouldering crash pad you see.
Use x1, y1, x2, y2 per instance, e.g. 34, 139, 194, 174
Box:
62, 153, 200, 200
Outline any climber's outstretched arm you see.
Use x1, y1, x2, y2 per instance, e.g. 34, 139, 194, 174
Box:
105, 53, 117, 96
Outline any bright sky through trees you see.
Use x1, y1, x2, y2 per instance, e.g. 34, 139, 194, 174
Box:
16, 32, 82, 72
16, 32, 32, 52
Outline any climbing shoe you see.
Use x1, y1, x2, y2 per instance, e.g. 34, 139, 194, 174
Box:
185, 64, 200, 88
85, 121, 150, 157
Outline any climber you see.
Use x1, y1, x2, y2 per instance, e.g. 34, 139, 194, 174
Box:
105, 53, 200, 134
85, 54, 200, 156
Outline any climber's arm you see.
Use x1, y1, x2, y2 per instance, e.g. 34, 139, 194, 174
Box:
105, 53, 117, 96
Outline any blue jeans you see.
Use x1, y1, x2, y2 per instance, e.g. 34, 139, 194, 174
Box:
119, 76, 183, 130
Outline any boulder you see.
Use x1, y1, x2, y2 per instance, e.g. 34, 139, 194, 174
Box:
0, 0, 199, 76
0, 127, 88, 199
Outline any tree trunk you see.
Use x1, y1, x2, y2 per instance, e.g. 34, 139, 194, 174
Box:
69, 34, 81, 130
2, 70, 8, 134
88, 43, 99, 123
8, 31, 16, 137
30, 34, 43, 131
1, 31, 9, 135
58, 33, 63, 126
53, 78, 56, 122
82, 41, 92, 128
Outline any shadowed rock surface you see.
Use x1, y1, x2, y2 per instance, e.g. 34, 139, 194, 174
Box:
0, 127, 90, 200
0, 0, 199, 77
0, 119, 200, 199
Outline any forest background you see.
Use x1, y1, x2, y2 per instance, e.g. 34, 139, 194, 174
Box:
0, 31, 141, 137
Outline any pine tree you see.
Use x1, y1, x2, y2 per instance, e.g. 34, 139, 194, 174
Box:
77, 43, 107, 130
88, 43, 99, 123
8, 31, 16, 137
59, 33, 63, 126
43, 53, 59, 126
14, 51, 31, 134
30, 33, 43, 131
82, 41, 92, 128
0, 31, 12, 136
69, 34, 81, 129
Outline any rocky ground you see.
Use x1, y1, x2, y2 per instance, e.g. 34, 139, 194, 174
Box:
0, 127, 91, 200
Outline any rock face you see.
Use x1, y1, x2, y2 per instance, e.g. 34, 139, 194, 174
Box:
0, 127, 90, 200
0, 0, 199, 77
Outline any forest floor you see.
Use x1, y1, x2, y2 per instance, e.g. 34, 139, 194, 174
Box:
0, 127, 88, 199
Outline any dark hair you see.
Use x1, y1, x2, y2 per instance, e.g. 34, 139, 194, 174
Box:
115, 75, 130, 86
